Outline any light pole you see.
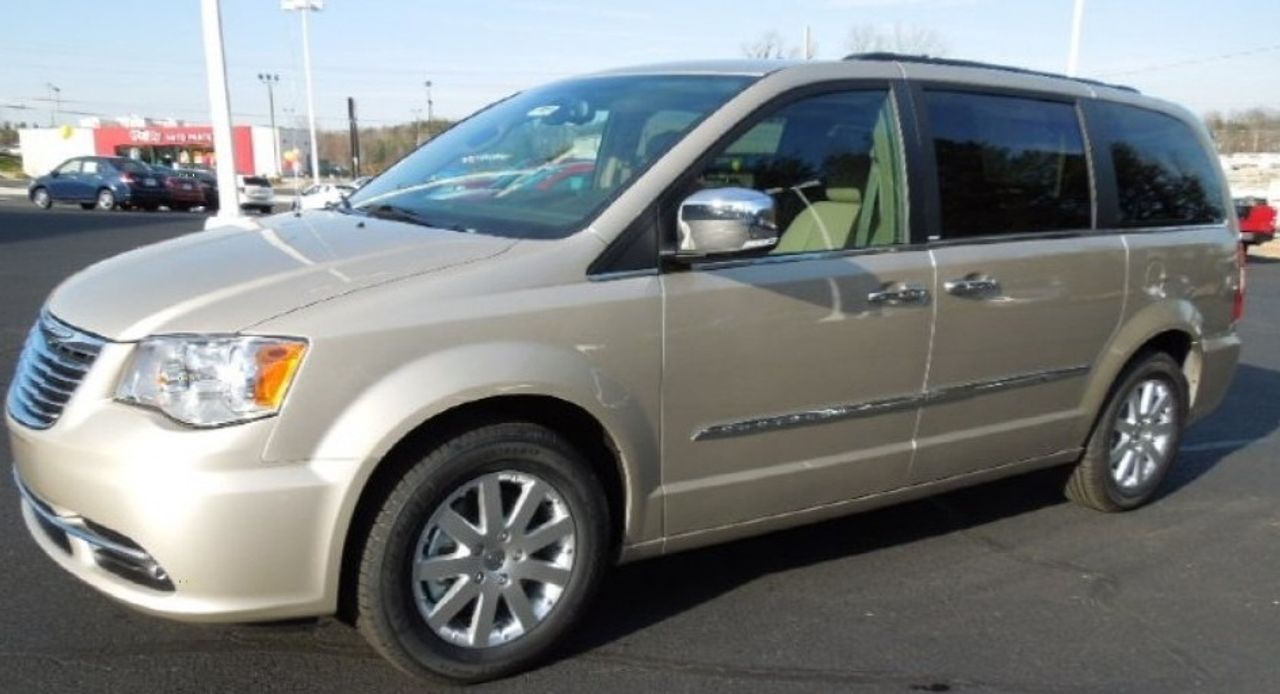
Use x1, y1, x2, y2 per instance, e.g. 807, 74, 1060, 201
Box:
258, 73, 281, 177
1067, 0, 1085, 76
199, 0, 243, 224
46, 83, 60, 126
411, 108, 423, 144
283, 0, 322, 183
424, 79, 433, 125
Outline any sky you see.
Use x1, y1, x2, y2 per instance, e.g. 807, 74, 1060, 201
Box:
1, 0, 1278, 131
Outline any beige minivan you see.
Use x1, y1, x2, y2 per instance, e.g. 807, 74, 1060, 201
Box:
7, 55, 1242, 682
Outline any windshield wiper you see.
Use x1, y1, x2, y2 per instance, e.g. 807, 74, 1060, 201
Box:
325, 194, 354, 214
356, 204, 473, 233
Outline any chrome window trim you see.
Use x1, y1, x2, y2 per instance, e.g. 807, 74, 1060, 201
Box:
692, 364, 1090, 441
587, 268, 660, 282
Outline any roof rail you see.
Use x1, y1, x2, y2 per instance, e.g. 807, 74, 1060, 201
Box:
843, 52, 1139, 94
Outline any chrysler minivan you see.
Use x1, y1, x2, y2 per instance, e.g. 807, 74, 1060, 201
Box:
7, 55, 1242, 682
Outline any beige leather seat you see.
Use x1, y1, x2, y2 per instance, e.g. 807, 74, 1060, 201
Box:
773, 188, 862, 254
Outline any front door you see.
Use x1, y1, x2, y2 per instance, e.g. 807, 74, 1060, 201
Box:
660, 86, 935, 535
47, 158, 83, 201
910, 90, 1125, 483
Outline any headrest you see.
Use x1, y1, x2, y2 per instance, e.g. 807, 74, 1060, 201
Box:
825, 187, 862, 204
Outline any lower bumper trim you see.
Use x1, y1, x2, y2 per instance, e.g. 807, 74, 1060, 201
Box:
13, 466, 174, 591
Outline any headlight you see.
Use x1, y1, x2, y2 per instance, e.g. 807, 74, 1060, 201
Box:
116, 335, 307, 427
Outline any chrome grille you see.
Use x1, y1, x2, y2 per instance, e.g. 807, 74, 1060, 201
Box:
6, 312, 104, 429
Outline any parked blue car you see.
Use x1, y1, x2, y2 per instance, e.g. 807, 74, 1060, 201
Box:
29, 156, 168, 211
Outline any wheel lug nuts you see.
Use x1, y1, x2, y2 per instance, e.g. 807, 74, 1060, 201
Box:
498, 531, 509, 542
474, 572, 484, 583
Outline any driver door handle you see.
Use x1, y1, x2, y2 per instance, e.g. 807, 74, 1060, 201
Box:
867, 282, 931, 306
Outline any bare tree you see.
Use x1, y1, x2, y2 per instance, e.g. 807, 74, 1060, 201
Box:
741, 31, 797, 60
845, 23, 948, 57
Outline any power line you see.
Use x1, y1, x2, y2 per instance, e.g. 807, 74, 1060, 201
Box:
1097, 42, 1280, 77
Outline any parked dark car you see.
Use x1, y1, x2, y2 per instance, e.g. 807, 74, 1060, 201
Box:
29, 156, 167, 211
148, 165, 207, 212
171, 168, 220, 211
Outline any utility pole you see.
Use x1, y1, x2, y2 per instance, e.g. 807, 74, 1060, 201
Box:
283, 0, 323, 184
803, 25, 814, 60
258, 73, 280, 176
411, 108, 423, 145
46, 83, 60, 126
199, 0, 242, 223
1066, 0, 1085, 76
347, 97, 359, 178
424, 80, 434, 126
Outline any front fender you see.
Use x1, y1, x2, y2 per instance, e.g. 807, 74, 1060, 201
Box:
264, 339, 661, 612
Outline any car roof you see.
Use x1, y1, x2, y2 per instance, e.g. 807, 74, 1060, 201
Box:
596, 56, 1190, 123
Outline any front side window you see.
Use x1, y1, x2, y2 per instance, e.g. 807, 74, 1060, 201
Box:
55, 159, 81, 175
349, 75, 754, 239
1089, 102, 1225, 228
691, 89, 905, 254
926, 91, 1090, 238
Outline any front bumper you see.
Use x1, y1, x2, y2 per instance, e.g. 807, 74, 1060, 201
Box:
7, 347, 355, 621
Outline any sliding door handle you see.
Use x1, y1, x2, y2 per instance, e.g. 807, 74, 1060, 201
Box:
868, 282, 931, 306
944, 274, 1001, 298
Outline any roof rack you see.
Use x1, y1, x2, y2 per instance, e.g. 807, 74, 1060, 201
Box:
842, 52, 1139, 94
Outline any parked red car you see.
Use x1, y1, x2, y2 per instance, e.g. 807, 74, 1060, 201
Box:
148, 164, 206, 212
1236, 197, 1277, 245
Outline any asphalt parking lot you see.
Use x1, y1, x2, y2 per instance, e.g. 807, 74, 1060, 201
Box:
1, 197, 1278, 693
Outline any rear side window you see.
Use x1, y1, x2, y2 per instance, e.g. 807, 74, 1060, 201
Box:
1089, 102, 1224, 228
925, 91, 1090, 238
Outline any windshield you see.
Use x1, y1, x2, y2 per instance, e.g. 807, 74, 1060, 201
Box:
348, 74, 755, 238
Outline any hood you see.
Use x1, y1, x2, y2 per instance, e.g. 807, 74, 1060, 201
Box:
47, 212, 516, 341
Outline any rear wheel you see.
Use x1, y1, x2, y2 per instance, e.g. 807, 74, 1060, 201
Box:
1066, 353, 1187, 511
356, 423, 609, 683
95, 188, 116, 210
32, 187, 52, 209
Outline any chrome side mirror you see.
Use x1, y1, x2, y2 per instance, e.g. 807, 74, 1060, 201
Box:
676, 187, 778, 259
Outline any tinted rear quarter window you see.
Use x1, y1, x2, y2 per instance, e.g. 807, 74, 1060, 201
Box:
925, 91, 1091, 238
1089, 102, 1224, 228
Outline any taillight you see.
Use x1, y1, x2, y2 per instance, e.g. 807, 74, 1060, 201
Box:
119, 173, 135, 184
1234, 243, 1247, 323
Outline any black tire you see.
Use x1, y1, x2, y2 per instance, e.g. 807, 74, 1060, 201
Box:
31, 187, 52, 209
95, 188, 116, 211
356, 422, 609, 683
1066, 352, 1188, 512
79, 202, 95, 210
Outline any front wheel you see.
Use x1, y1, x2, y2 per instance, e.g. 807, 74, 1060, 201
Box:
356, 423, 609, 683
1066, 353, 1188, 511
32, 187, 52, 209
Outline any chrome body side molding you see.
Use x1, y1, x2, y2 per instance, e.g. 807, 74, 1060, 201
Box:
692, 364, 1091, 441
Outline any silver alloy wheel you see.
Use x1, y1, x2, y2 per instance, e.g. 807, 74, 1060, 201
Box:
412, 470, 576, 649
33, 188, 50, 208
96, 189, 114, 210
1109, 378, 1176, 490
